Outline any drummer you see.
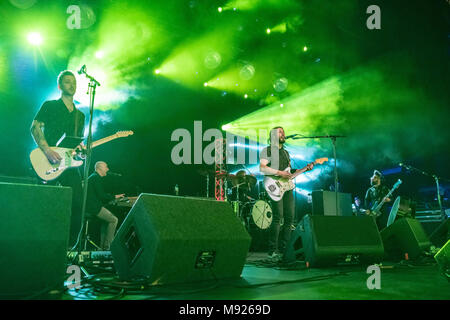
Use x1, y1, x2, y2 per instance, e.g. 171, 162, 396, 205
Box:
230, 170, 257, 203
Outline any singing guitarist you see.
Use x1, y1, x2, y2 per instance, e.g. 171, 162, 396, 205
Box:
259, 127, 314, 261
364, 170, 392, 230
30, 70, 86, 247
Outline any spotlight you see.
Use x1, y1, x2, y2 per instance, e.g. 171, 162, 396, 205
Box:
203, 82, 208, 87
154, 69, 161, 74
266, 28, 271, 34
218, 7, 223, 13
27, 32, 43, 46
303, 46, 308, 52
95, 50, 104, 59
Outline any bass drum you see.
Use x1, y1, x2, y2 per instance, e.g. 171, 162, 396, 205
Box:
251, 200, 273, 229
241, 200, 272, 252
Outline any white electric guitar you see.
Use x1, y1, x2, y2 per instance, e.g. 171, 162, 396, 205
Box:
30, 130, 133, 181
263, 157, 328, 201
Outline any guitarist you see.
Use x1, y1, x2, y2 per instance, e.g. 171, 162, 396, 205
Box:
364, 170, 392, 229
260, 127, 314, 261
30, 70, 86, 247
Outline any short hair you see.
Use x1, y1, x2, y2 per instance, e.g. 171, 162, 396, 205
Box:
373, 170, 383, 178
372, 170, 385, 183
95, 161, 107, 170
57, 70, 75, 87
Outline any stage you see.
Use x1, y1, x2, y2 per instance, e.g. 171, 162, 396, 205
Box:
60, 252, 449, 301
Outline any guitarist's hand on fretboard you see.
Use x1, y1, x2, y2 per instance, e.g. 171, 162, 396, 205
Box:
306, 162, 315, 171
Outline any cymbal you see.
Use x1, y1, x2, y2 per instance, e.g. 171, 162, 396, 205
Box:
196, 168, 215, 176
245, 175, 257, 187
234, 175, 257, 189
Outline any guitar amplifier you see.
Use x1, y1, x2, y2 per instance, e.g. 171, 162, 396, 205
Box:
312, 191, 353, 216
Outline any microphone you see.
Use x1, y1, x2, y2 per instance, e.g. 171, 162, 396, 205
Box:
285, 134, 300, 139
399, 163, 410, 170
108, 172, 122, 177
77, 65, 86, 75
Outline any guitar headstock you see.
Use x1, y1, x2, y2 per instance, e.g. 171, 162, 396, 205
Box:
314, 157, 329, 165
394, 179, 402, 188
115, 131, 134, 138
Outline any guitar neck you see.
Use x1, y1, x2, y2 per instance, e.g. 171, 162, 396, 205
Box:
91, 134, 120, 149
374, 184, 399, 211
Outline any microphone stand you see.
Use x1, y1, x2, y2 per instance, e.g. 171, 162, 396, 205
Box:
73, 67, 101, 255
400, 164, 448, 221
290, 134, 346, 216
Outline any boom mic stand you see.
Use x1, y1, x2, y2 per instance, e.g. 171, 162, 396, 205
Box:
71, 66, 101, 261
290, 134, 346, 216
400, 163, 448, 221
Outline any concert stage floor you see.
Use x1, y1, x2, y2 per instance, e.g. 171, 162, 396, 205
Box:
63, 252, 449, 301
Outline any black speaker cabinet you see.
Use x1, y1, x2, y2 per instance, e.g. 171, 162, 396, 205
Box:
311, 191, 353, 216
111, 194, 251, 284
284, 215, 384, 267
0, 183, 72, 298
381, 218, 432, 260
434, 240, 449, 280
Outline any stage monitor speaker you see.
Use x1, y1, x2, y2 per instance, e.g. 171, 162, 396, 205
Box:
311, 191, 353, 216
110, 194, 251, 285
429, 219, 449, 247
434, 240, 449, 280
380, 218, 432, 260
284, 215, 384, 267
0, 182, 72, 298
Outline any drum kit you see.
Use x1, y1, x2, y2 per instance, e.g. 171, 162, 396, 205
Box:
197, 168, 273, 231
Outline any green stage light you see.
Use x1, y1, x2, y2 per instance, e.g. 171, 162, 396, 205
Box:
67, 5, 170, 109
157, 25, 239, 88
223, 0, 299, 11
95, 50, 104, 59
221, 76, 342, 143
268, 23, 287, 34
27, 32, 43, 46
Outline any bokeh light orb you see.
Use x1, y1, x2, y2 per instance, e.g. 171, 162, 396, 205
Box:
239, 64, 255, 80
273, 77, 288, 92
9, 0, 37, 9
204, 51, 222, 69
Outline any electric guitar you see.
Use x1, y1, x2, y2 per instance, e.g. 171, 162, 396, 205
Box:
368, 179, 402, 218
263, 158, 328, 201
30, 130, 134, 181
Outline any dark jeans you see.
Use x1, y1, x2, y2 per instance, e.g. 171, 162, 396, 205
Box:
376, 208, 389, 231
268, 190, 295, 254
48, 168, 83, 247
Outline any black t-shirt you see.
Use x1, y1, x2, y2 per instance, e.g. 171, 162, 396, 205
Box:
259, 146, 291, 172
86, 172, 115, 216
364, 185, 390, 210
34, 99, 85, 146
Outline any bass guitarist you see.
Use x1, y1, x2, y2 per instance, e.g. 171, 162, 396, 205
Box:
30, 70, 86, 247
259, 127, 314, 261
364, 170, 392, 230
